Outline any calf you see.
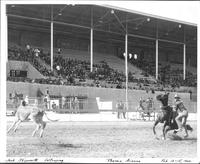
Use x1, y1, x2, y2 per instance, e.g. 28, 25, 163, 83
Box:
7, 102, 56, 137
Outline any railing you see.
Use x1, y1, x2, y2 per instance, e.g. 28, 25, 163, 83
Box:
35, 57, 58, 77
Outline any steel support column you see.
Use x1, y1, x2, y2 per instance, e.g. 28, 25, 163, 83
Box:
51, 21, 53, 71
90, 7, 93, 72
90, 28, 93, 72
183, 44, 186, 80
183, 26, 186, 80
125, 33, 128, 117
50, 6, 54, 71
156, 39, 159, 80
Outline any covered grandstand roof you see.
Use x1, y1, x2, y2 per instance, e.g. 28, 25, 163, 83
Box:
7, 4, 197, 47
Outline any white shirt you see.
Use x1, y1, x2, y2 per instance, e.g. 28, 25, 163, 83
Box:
24, 97, 29, 105
26, 45, 30, 50
56, 65, 60, 71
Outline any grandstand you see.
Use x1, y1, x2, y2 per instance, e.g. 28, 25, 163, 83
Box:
6, 4, 197, 114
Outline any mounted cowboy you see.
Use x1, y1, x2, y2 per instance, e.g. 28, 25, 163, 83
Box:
153, 92, 173, 139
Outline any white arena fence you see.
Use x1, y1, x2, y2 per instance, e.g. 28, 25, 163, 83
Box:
6, 96, 196, 121
6, 96, 157, 120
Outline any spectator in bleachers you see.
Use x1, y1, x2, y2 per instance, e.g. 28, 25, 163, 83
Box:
34, 48, 40, 57
57, 48, 62, 54
56, 65, 61, 76
26, 44, 31, 53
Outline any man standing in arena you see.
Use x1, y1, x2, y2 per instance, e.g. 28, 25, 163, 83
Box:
43, 95, 48, 110
46, 87, 49, 96
116, 100, 126, 119
173, 94, 189, 137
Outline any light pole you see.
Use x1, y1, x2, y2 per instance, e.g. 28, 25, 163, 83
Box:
123, 51, 132, 120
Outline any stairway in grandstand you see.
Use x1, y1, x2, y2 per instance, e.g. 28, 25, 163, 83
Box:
35, 57, 58, 77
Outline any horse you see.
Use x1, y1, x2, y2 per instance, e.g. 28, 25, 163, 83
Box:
153, 92, 173, 139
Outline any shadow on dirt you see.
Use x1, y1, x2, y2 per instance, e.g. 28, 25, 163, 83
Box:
56, 143, 82, 148
183, 137, 197, 141
168, 134, 197, 141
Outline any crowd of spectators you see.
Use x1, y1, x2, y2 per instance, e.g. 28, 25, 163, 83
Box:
127, 55, 197, 88
158, 65, 197, 87
8, 45, 54, 77
8, 44, 196, 92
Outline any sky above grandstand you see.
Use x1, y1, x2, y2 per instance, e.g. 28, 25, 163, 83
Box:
101, 1, 200, 25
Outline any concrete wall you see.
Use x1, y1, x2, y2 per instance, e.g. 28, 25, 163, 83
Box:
7, 81, 197, 113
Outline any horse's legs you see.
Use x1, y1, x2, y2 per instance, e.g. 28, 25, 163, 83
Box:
7, 119, 19, 133
162, 121, 167, 140
183, 125, 188, 138
153, 119, 159, 139
39, 121, 46, 138
32, 124, 40, 137
13, 120, 22, 132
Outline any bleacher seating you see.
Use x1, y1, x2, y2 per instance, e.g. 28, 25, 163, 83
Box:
7, 44, 197, 92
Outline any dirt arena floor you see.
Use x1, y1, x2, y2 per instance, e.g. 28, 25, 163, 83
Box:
7, 120, 197, 158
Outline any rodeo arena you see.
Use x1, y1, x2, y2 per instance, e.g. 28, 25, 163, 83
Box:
1, 2, 198, 163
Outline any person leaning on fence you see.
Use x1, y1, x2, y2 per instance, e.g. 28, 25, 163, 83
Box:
62, 96, 66, 109
146, 97, 154, 116
74, 97, 79, 114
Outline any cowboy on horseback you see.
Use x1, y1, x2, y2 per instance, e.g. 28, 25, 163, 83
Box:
173, 94, 189, 137
153, 92, 173, 139
156, 92, 172, 124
